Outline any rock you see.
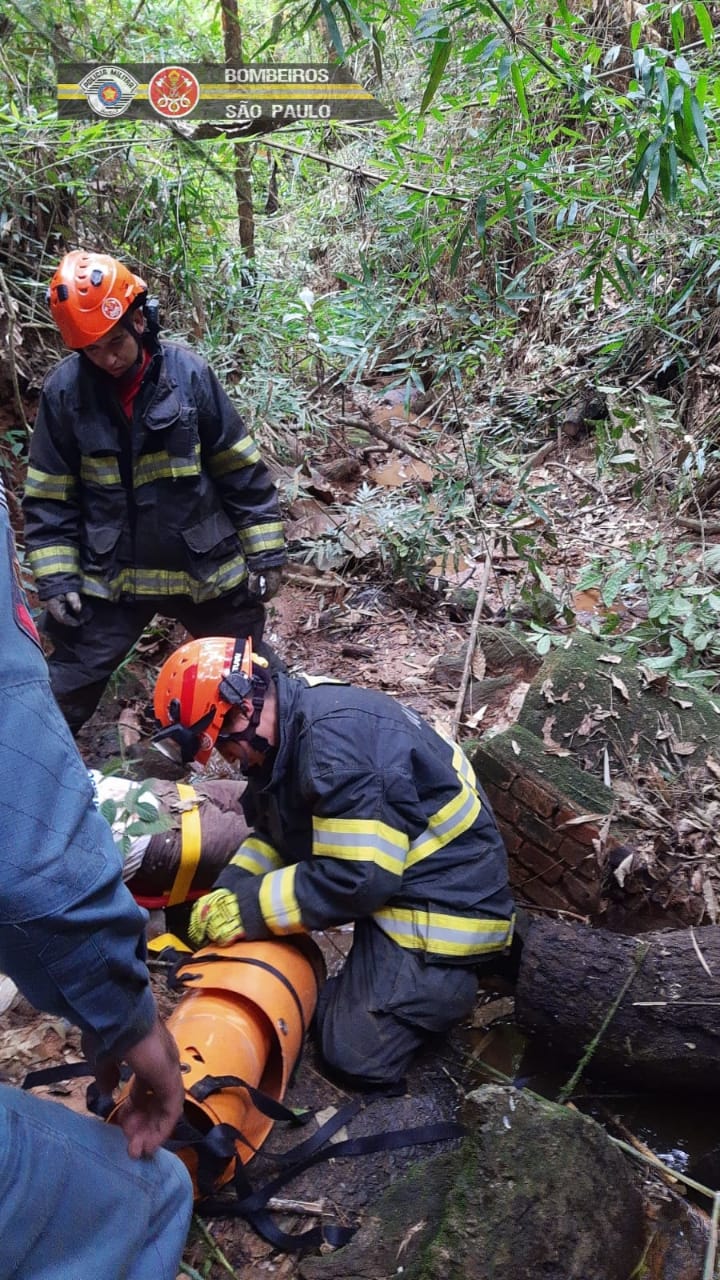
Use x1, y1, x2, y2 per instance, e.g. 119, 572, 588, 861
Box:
299, 1084, 647, 1280
518, 632, 720, 774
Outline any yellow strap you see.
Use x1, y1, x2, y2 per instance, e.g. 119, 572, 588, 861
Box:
147, 932, 192, 954
166, 783, 202, 907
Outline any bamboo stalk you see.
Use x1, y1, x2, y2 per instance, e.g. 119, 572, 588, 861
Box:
449, 539, 496, 740
192, 1216, 242, 1279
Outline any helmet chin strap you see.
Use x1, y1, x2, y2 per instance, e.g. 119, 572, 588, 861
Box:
218, 675, 273, 758
119, 309, 146, 367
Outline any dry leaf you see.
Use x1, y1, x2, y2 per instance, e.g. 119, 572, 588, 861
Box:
541, 715, 572, 757
703, 878, 719, 924
466, 704, 488, 729
557, 813, 608, 828
670, 697, 693, 710
472, 649, 487, 681
397, 1221, 428, 1259
613, 851, 635, 887
670, 737, 697, 757
118, 708, 142, 749
637, 664, 667, 688
597, 653, 623, 664
511, 739, 521, 756
610, 673, 630, 702
540, 678, 556, 704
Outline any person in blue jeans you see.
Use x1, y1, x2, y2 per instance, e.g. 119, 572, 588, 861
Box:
0, 472, 192, 1278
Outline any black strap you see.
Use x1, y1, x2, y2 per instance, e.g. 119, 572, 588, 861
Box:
21, 1062, 93, 1090
20, 1060, 130, 1119
198, 1103, 465, 1253
189, 1073, 312, 1129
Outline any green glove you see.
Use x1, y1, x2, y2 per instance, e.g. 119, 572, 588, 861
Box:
188, 888, 245, 948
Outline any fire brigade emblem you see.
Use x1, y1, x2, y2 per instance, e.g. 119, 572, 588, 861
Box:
148, 66, 200, 118
78, 66, 139, 118
101, 297, 124, 321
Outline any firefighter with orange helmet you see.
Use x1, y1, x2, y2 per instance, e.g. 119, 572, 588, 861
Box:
23, 250, 286, 734
152, 637, 517, 1091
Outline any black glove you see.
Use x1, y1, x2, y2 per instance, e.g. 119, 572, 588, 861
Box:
247, 568, 283, 601
45, 591, 83, 626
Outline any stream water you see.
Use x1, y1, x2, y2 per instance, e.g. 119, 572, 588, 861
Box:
466, 1016, 720, 1195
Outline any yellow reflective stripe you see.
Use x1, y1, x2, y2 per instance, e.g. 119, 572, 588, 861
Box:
373, 906, 513, 957
312, 816, 408, 875
133, 444, 201, 487
207, 439, 261, 477
407, 785, 481, 868
229, 836, 284, 876
166, 783, 202, 906
80, 456, 121, 486
238, 521, 285, 556
259, 865, 302, 934
81, 554, 248, 602
28, 544, 80, 577
406, 741, 482, 869
24, 468, 77, 501
452, 740, 478, 789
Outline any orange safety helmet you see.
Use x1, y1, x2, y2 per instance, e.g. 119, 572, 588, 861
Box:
153, 636, 266, 766
47, 249, 147, 349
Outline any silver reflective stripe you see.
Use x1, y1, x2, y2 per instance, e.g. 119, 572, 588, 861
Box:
239, 521, 285, 556
258, 865, 301, 934
313, 817, 408, 875
81, 553, 248, 602
25, 467, 77, 501
208, 439, 261, 476
373, 906, 513, 957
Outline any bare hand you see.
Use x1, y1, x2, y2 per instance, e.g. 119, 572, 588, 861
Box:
87, 1019, 185, 1158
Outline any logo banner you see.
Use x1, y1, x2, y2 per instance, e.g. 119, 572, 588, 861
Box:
57, 63, 392, 123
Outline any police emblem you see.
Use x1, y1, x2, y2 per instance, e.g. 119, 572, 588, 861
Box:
148, 66, 200, 118
78, 65, 139, 118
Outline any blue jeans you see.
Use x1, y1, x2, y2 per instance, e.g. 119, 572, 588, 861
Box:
0, 1085, 192, 1280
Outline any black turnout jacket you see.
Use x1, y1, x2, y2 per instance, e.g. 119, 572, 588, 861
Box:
23, 339, 285, 604
217, 674, 515, 964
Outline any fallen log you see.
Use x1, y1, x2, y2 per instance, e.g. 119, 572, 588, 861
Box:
515, 918, 720, 1092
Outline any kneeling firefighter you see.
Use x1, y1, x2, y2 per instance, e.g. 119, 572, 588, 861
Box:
153, 636, 518, 1091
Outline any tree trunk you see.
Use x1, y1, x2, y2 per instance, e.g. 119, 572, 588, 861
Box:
515, 918, 720, 1091
221, 0, 255, 260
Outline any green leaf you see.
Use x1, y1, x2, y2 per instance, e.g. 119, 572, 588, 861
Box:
318, 0, 347, 59
593, 270, 603, 309
523, 182, 537, 243
420, 28, 452, 114
692, 1, 714, 48
601, 565, 631, 607
690, 94, 708, 153
670, 6, 685, 53
449, 218, 472, 275
510, 61, 530, 123
135, 800, 161, 823
474, 194, 487, 239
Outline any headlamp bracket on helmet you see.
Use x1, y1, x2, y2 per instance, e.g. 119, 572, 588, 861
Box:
153, 704, 217, 766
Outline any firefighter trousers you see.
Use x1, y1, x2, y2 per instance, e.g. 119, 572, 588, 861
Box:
42, 590, 269, 733
314, 919, 480, 1088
